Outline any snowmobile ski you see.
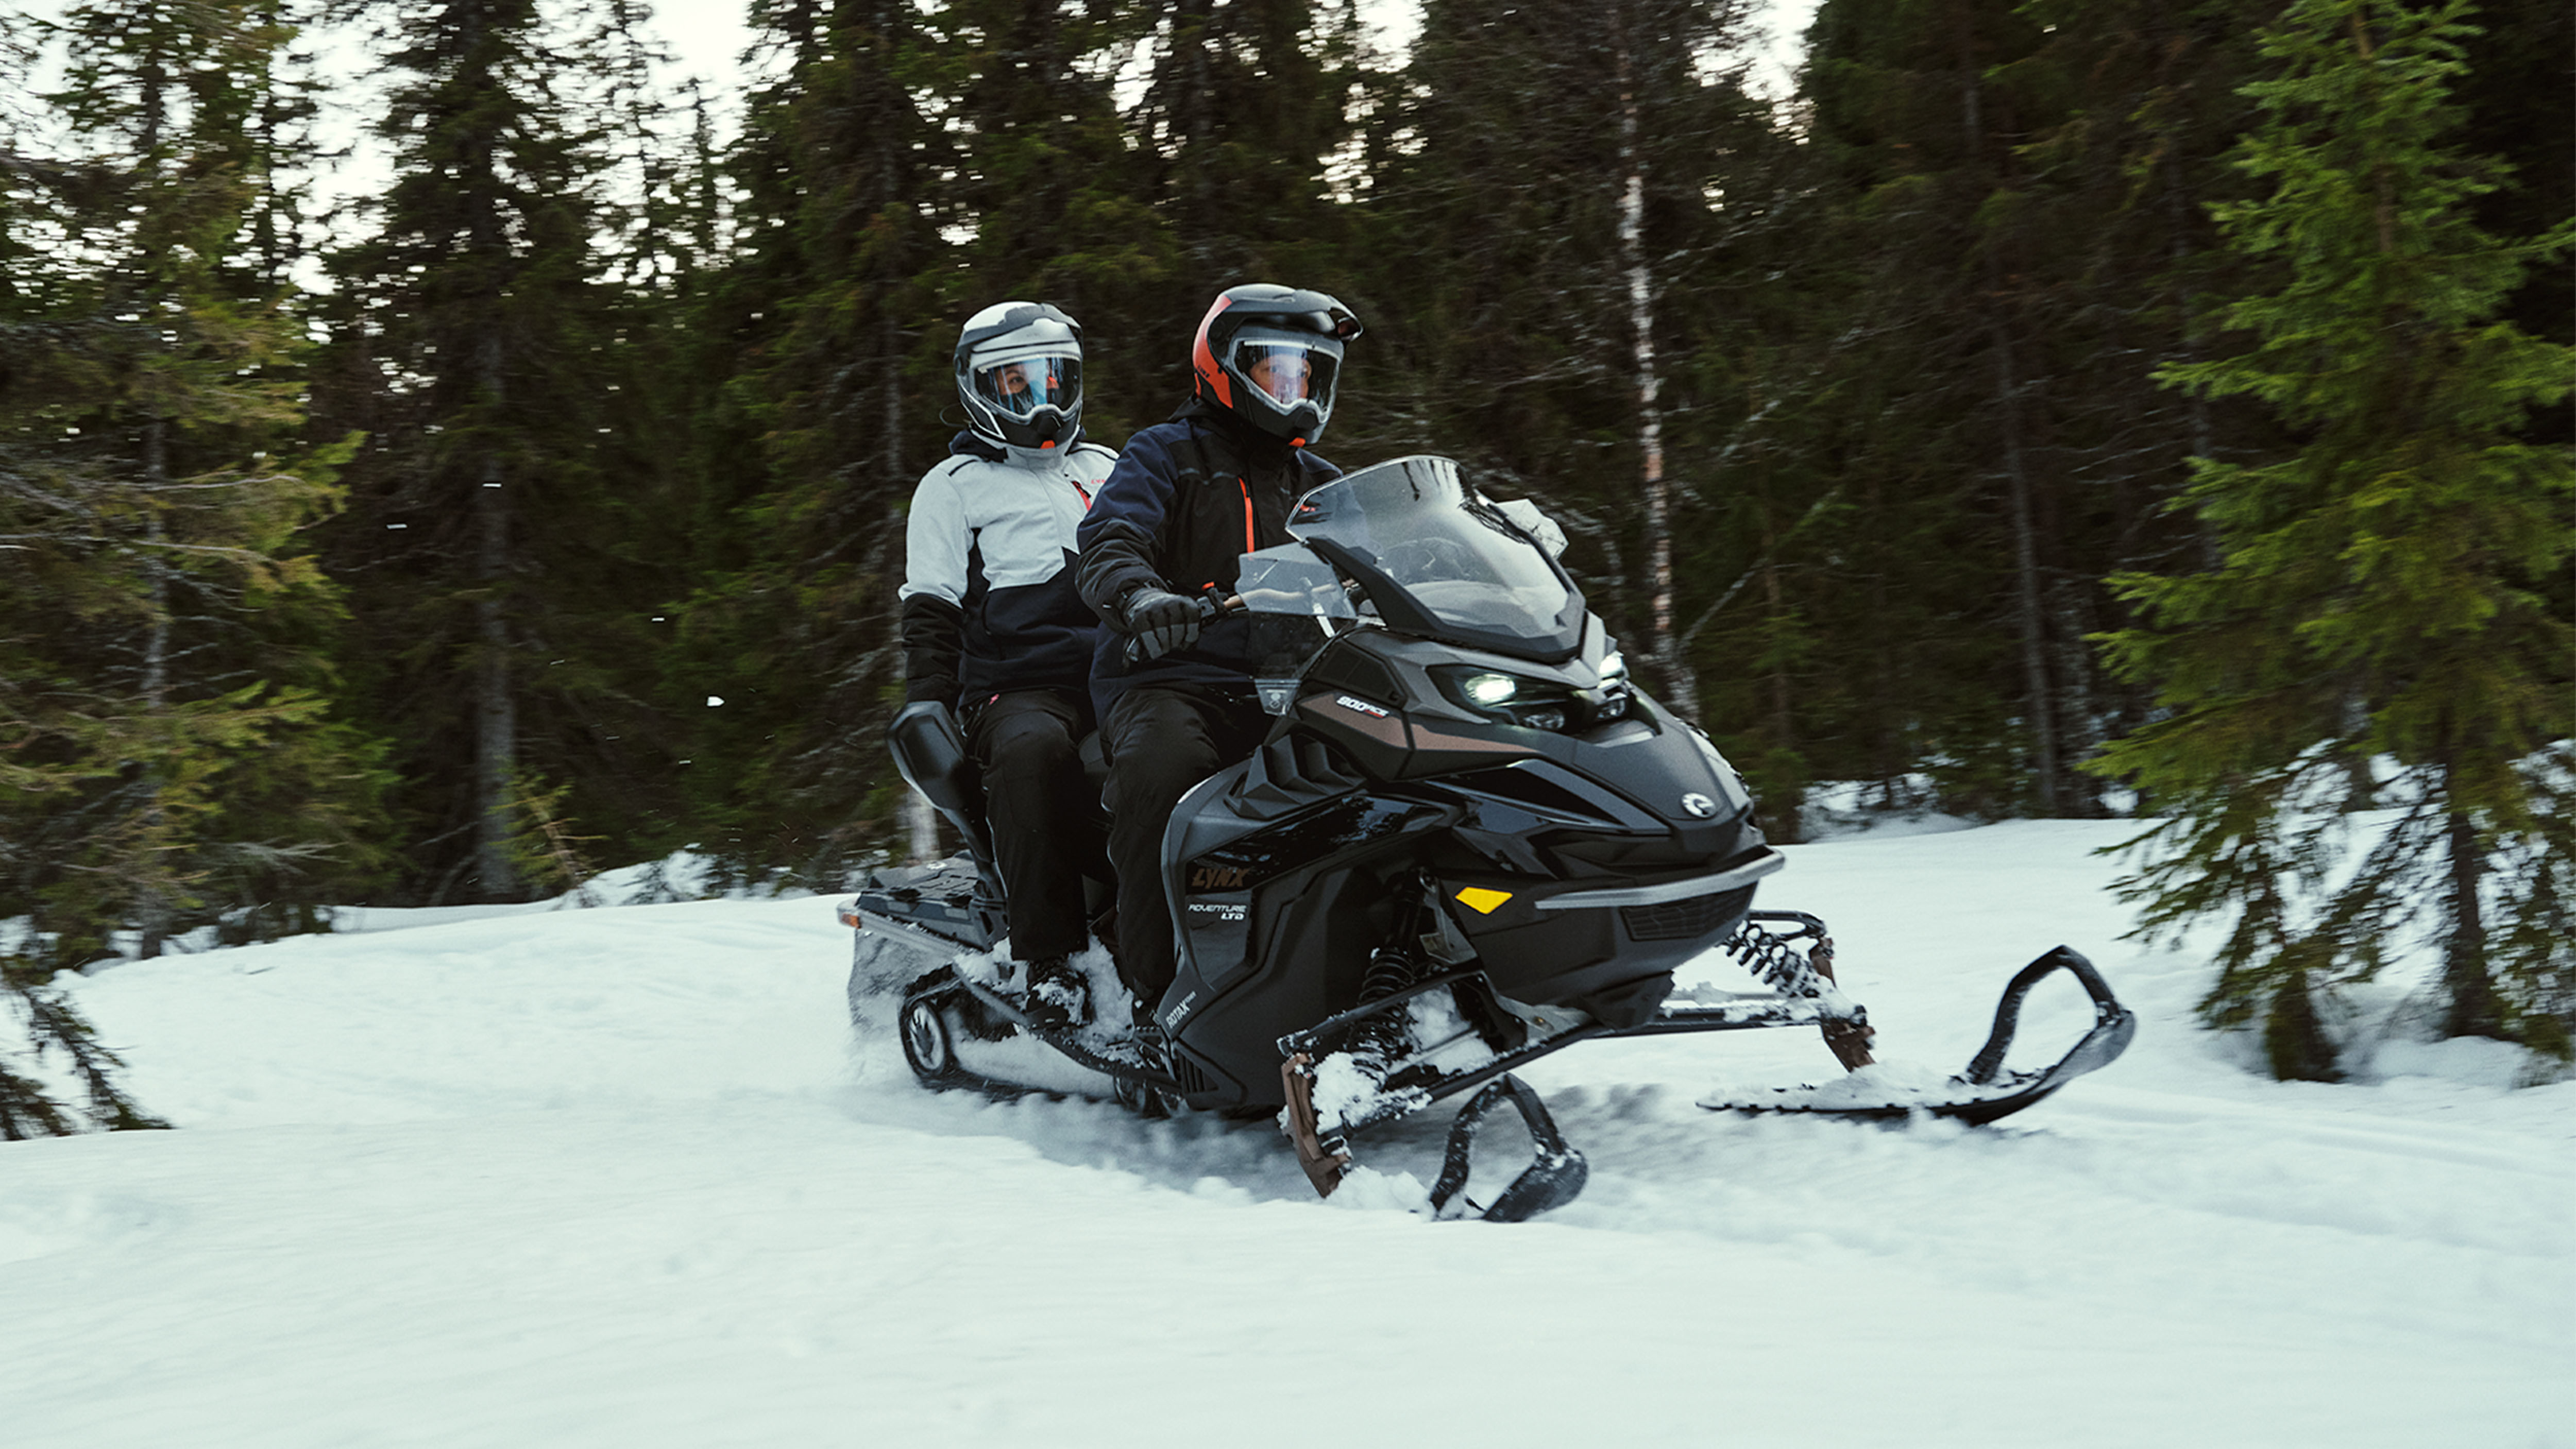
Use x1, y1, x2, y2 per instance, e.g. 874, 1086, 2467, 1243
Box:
1273, 915, 1878, 1211
1695, 945, 2137, 1124
1274, 914, 1881, 1143
1427, 1075, 1588, 1223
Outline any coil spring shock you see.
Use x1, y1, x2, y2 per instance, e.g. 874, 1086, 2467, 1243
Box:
1723, 916, 1830, 998
1358, 949, 1421, 1003
1726, 911, 1875, 1070
1357, 874, 1443, 1003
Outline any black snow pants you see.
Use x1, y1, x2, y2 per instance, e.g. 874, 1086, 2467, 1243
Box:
1098, 684, 1272, 1013
963, 688, 1105, 962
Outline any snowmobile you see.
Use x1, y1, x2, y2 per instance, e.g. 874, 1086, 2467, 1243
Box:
840, 455, 2136, 1221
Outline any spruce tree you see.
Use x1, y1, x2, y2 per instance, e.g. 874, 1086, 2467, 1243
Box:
318, 0, 672, 902
1796, 0, 2119, 819
921, 0, 1173, 440
2, 1, 376, 1133
669, 0, 948, 887
2091, 0, 2575, 1075
1127, 0, 1358, 387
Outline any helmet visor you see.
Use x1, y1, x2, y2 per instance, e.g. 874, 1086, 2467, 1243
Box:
972, 353, 1081, 421
1229, 337, 1338, 416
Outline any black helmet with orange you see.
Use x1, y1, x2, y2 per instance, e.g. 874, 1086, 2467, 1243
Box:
1189, 284, 1363, 448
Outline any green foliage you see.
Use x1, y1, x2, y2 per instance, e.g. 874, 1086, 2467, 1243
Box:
1354, 0, 1815, 825
663, 0, 951, 890
501, 770, 605, 903
1787, 0, 2276, 820
2090, 0, 2576, 1072
0, 969, 169, 1139
0, 0, 389, 1133
314, 0, 693, 904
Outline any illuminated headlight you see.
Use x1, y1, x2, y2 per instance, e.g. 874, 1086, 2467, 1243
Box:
1591, 647, 1631, 720
1434, 665, 1579, 731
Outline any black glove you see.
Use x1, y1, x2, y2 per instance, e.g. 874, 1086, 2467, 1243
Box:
1121, 586, 1203, 661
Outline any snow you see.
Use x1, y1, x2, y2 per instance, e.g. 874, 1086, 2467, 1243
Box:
7, 822, 2571, 1448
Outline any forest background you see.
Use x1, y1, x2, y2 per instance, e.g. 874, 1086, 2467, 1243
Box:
2, 0, 2567, 1130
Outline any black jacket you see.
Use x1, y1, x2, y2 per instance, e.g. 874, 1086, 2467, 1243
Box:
1074, 400, 1341, 708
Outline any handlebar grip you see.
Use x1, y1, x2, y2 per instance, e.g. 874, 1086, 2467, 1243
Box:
1121, 593, 1239, 664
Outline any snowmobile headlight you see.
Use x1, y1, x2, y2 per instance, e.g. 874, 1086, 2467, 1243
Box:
1586, 648, 1632, 722
1434, 666, 1581, 732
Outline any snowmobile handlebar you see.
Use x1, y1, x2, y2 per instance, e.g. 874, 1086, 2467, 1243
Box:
1120, 590, 1243, 664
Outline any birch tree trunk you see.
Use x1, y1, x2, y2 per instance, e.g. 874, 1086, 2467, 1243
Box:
1612, 9, 1698, 722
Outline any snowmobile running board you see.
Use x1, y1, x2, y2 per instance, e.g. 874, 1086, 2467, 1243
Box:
848, 900, 1189, 1097
947, 971, 1187, 1094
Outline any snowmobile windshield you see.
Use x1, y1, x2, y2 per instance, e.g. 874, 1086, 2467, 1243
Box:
1276, 455, 1587, 663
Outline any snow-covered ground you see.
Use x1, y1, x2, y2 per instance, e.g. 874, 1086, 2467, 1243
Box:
5, 821, 2569, 1448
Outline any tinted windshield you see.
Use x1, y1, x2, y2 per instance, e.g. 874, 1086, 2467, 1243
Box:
1276, 456, 1585, 661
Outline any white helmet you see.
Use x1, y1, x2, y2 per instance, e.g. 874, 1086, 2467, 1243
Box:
954, 301, 1083, 453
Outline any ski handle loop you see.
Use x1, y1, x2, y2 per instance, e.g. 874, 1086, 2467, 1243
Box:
1427, 1073, 1590, 1224
1963, 946, 2127, 1086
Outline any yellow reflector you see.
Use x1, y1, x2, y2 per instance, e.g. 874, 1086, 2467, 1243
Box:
1454, 887, 1513, 915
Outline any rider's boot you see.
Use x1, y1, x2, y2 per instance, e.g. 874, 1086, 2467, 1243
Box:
1021, 955, 1089, 1030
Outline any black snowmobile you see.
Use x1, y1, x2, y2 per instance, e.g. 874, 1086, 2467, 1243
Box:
840, 455, 2135, 1221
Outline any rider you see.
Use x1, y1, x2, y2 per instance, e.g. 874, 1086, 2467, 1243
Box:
900, 301, 1118, 1028
1074, 283, 1363, 1033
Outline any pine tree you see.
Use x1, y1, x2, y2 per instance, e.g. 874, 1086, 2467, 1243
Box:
317, 0, 672, 903
2, 1, 377, 1133
1127, 0, 1358, 386
920, 0, 1174, 440
2007, 0, 2276, 751
668, 0, 950, 887
1796, 0, 2123, 819
2090, 0, 2575, 1075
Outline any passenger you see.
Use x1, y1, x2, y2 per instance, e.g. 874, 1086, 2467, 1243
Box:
899, 301, 1117, 1028
1074, 284, 1364, 1037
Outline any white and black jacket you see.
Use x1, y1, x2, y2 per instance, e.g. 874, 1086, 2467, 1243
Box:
899, 431, 1118, 709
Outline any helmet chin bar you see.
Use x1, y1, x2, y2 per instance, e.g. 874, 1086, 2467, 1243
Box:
1274, 401, 1324, 446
